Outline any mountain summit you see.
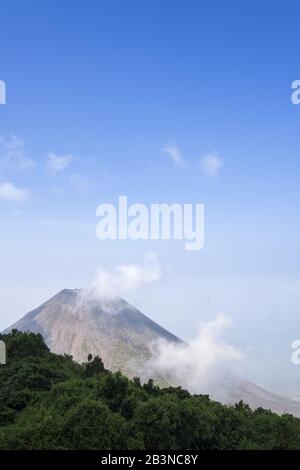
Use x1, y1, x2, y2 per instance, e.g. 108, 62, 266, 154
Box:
4, 288, 181, 374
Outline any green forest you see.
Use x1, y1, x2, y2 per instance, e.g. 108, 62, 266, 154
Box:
0, 330, 300, 450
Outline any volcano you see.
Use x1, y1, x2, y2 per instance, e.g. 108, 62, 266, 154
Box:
4, 288, 181, 375
4, 288, 300, 417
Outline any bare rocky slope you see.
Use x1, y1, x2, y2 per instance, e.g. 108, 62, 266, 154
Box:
4, 288, 300, 417
4, 289, 181, 376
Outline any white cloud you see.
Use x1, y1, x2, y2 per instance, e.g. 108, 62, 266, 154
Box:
47, 152, 74, 172
162, 141, 185, 167
85, 253, 163, 300
139, 314, 243, 401
199, 151, 223, 178
0, 182, 29, 202
0, 134, 35, 170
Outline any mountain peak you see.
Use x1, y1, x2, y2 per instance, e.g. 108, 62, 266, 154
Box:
4, 289, 181, 374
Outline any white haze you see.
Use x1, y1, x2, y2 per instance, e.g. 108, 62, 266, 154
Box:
83, 253, 162, 301
139, 313, 244, 401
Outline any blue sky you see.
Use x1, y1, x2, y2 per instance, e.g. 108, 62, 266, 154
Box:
1, 0, 300, 393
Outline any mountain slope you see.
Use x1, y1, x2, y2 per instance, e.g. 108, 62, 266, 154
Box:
4, 288, 181, 375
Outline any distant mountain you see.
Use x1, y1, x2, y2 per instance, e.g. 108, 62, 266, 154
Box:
228, 378, 300, 418
4, 288, 300, 417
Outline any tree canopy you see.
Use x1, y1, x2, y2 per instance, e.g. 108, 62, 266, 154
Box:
0, 331, 299, 450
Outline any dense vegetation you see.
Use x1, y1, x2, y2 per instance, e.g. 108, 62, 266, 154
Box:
0, 330, 300, 450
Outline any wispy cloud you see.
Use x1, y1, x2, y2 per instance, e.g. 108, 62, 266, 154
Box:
70, 173, 89, 190
0, 134, 35, 170
85, 253, 163, 301
199, 151, 223, 178
139, 314, 243, 401
162, 141, 186, 167
0, 182, 29, 202
46, 152, 74, 172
